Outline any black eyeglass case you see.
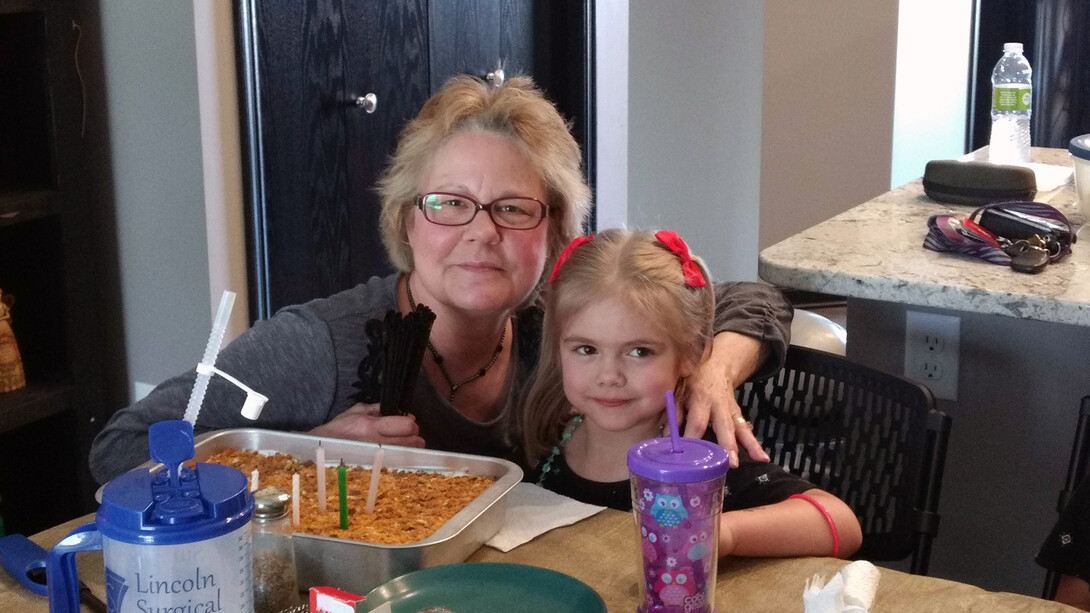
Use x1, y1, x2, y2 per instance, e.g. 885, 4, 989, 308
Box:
922, 160, 1037, 206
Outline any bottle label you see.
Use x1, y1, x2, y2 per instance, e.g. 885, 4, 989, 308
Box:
993, 84, 1031, 111
103, 525, 254, 612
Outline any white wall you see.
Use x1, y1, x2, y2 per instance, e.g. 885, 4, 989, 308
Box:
628, 1, 765, 281
594, 0, 629, 230
193, 0, 250, 344
891, 0, 974, 188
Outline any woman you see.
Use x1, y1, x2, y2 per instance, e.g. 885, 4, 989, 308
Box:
88, 75, 791, 484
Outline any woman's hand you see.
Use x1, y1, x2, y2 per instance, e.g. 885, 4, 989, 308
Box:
308, 402, 425, 447
684, 331, 771, 467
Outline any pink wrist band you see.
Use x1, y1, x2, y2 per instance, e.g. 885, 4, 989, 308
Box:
788, 493, 841, 558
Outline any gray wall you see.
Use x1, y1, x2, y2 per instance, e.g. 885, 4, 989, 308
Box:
626, 1, 901, 279
848, 299, 1090, 596
628, 2, 765, 281
100, 0, 210, 398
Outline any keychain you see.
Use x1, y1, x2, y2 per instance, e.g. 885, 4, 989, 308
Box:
924, 202, 1073, 273
1003, 234, 1050, 274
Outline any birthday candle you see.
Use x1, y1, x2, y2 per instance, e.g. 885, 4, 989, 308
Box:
338, 461, 348, 530
365, 449, 384, 514
292, 472, 301, 526
250, 469, 258, 492
316, 444, 326, 512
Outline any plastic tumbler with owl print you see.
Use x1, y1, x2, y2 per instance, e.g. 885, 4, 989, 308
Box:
627, 392, 729, 613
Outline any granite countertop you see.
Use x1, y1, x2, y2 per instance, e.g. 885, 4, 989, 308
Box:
759, 147, 1090, 326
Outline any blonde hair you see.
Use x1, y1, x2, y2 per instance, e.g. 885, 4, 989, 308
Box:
521, 229, 716, 464
377, 75, 591, 275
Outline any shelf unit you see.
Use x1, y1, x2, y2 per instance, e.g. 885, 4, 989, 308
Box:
0, 380, 72, 435
0, 0, 109, 536
0, 191, 58, 227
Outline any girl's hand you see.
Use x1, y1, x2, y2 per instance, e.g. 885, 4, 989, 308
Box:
685, 332, 771, 467
308, 402, 425, 447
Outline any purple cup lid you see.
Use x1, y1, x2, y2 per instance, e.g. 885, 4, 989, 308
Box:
627, 436, 729, 483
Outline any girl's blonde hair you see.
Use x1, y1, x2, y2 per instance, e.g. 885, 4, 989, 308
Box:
377, 75, 591, 276
521, 229, 716, 464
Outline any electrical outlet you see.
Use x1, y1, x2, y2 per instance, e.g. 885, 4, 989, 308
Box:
904, 311, 960, 400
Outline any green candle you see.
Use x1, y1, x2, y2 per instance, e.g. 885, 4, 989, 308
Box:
338, 462, 348, 530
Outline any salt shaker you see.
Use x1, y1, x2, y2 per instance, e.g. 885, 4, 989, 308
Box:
252, 486, 299, 613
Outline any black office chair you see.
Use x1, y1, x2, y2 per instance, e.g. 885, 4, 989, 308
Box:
736, 345, 952, 575
1041, 396, 1090, 600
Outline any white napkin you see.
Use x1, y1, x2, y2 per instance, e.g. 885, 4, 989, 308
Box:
954, 153, 1074, 192
1024, 163, 1074, 192
484, 482, 607, 552
802, 560, 880, 613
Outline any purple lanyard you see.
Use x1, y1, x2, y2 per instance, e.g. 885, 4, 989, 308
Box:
924, 201, 1074, 264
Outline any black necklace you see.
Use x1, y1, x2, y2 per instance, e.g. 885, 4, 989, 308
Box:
405, 276, 506, 405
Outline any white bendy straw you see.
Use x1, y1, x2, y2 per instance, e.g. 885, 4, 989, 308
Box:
316, 444, 327, 512
292, 472, 301, 526
183, 290, 236, 425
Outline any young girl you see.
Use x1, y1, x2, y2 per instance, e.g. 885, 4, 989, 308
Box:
523, 229, 862, 559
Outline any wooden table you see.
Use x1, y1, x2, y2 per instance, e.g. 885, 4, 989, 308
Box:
2, 510, 1079, 612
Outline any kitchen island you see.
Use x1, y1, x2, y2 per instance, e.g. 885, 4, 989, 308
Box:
759, 147, 1090, 596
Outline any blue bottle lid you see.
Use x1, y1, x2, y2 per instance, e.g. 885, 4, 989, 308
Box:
627, 437, 729, 483
97, 420, 253, 545
1069, 134, 1090, 161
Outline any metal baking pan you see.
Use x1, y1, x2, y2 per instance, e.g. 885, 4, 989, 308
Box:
106, 428, 522, 595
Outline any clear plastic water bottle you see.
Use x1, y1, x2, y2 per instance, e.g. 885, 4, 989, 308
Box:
989, 42, 1032, 164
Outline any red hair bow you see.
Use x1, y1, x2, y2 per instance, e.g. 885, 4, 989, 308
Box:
655, 230, 707, 288
548, 235, 594, 283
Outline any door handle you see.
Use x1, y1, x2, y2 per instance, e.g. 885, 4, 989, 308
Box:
485, 68, 505, 87
352, 93, 378, 113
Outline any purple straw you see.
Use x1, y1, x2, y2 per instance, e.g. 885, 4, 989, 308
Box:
665, 390, 682, 452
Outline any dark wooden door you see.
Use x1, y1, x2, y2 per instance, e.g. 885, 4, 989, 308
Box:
235, 0, 593, 321
428, 0, 534, 91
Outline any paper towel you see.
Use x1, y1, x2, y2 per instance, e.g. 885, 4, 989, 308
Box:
484, 482, 607, 552
802, 560, 880, 613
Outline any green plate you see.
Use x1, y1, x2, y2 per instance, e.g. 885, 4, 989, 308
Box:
359, 563, 606, 613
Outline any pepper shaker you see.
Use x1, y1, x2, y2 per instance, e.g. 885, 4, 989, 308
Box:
252, 486, 299, 613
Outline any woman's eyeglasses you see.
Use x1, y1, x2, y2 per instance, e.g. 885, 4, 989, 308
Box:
416, 192, 549, 230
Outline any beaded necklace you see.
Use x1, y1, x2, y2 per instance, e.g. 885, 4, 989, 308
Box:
535, 415, 666, 486
405, 275, 506, 405
535, 415, 583, 486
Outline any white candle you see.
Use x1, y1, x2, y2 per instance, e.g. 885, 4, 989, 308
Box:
316, 445, 326, 512
365, 449, 384, 514
250, 469, 258, 492
292, 472, 301, 526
